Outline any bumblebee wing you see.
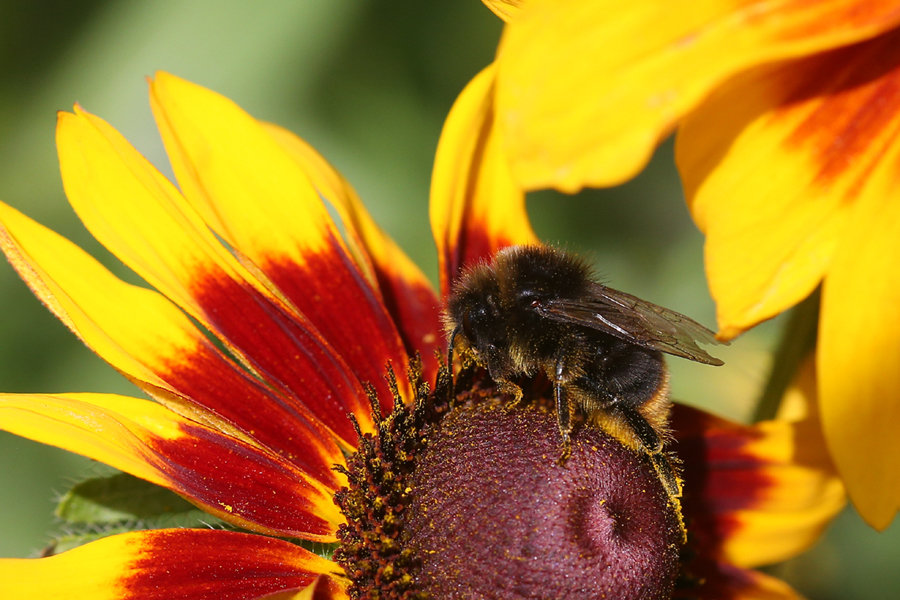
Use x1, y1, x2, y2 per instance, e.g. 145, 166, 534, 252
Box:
537, 283, 726, 365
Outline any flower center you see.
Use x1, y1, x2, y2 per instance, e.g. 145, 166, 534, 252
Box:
405, 397, 683, 599
333, 366, 683, 599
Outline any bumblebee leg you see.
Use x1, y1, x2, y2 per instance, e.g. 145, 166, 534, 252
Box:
616, 405, 663, 454
650, 452, 682, 500
496, 379, 524, 404
616, 405, 681, 500
555, 360, 573, 461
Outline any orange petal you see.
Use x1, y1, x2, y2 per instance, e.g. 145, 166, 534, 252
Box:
0, 392, 342, 538
496, 0, 900, 192
674, 359, 845, 568
56, 104, 373, 446
0, 530, 342, 599
0, 201, 343, 488
150, 72, 411, 408
430, 64, 536, 296
681, 32, 900, 337
263, 122, 443, 382
819, 135, 900, 530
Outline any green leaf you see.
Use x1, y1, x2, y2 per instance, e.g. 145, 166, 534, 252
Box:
43, 524, 140, 556
45, 472, 235, 554
56, 472, 201, 524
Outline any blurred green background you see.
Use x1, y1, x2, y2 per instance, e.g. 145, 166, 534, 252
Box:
0, 1, 896, 597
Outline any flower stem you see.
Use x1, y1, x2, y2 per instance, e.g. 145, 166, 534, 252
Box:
753, 288, 820, 422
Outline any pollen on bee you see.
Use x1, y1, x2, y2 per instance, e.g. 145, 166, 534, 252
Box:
588, 410, 646, 453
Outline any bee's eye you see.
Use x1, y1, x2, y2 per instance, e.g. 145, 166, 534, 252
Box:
461, 309, 479, 341
517, 288, 540, 307
461, 312, 472, 339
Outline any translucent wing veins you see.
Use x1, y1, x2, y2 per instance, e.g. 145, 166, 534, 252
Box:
536, 283, 725, 365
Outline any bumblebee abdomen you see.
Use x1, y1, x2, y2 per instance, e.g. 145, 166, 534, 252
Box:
577, 336, 666, 409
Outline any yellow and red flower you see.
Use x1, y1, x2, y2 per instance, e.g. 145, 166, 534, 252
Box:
481, 0, 900, 530
0, 73, 842, 598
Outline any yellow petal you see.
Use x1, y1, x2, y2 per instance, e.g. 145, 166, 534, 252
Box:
150, 72, 412, 407
482, 0, 523, 21
57, 107, 244, 319
56, 104, 374, 447
681, 32, 900, 337
0, 200, 345, 488
264, 122, 444, 380
675, 356, 844, 568
0, 530, 339, 599
819, 144, 900, 530
0, 200, 200, 408
430, 64, 536, 296
720, 424, 844, 568
260, 576, 350, 600
149, 72, 335, 263
726, 357, 845, 567
0, 392, 342, 537
496, 0, 900, 192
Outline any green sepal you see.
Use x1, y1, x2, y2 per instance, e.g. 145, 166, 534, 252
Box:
292, 539, 338, 561
753, 287, 820, 422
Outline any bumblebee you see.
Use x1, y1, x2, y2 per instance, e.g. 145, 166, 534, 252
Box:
445, 245, 724, 497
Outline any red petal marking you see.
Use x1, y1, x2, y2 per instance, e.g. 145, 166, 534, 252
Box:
154, 422, 338, 538
769, 1, 900, 42
260, 234, 411, 415
2, 530, 342, 600
674, 560, 800, 600
778, 30, 900, 194
671, 407, 808, 598
119, 530, 341, 600
671, 406, 772, 557
155, 347, 343, 490
430, 66, 536, 297
371, 269, 443, 384
146, 74, 410, 409
448, 216, 507, 292
440, 164, 530, 297
436, 97, 497, 283
188, 266, 373, 448
447, 226, 537, 294
0, 392, 339, 538
260, 122, 444, 388
0, 198, 341, 487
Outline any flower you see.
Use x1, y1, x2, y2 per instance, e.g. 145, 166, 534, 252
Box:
479, 0, 900, 530
0, 73, 842, 598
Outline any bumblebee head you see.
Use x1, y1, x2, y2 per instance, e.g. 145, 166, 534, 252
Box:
447, 262, 509, 368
